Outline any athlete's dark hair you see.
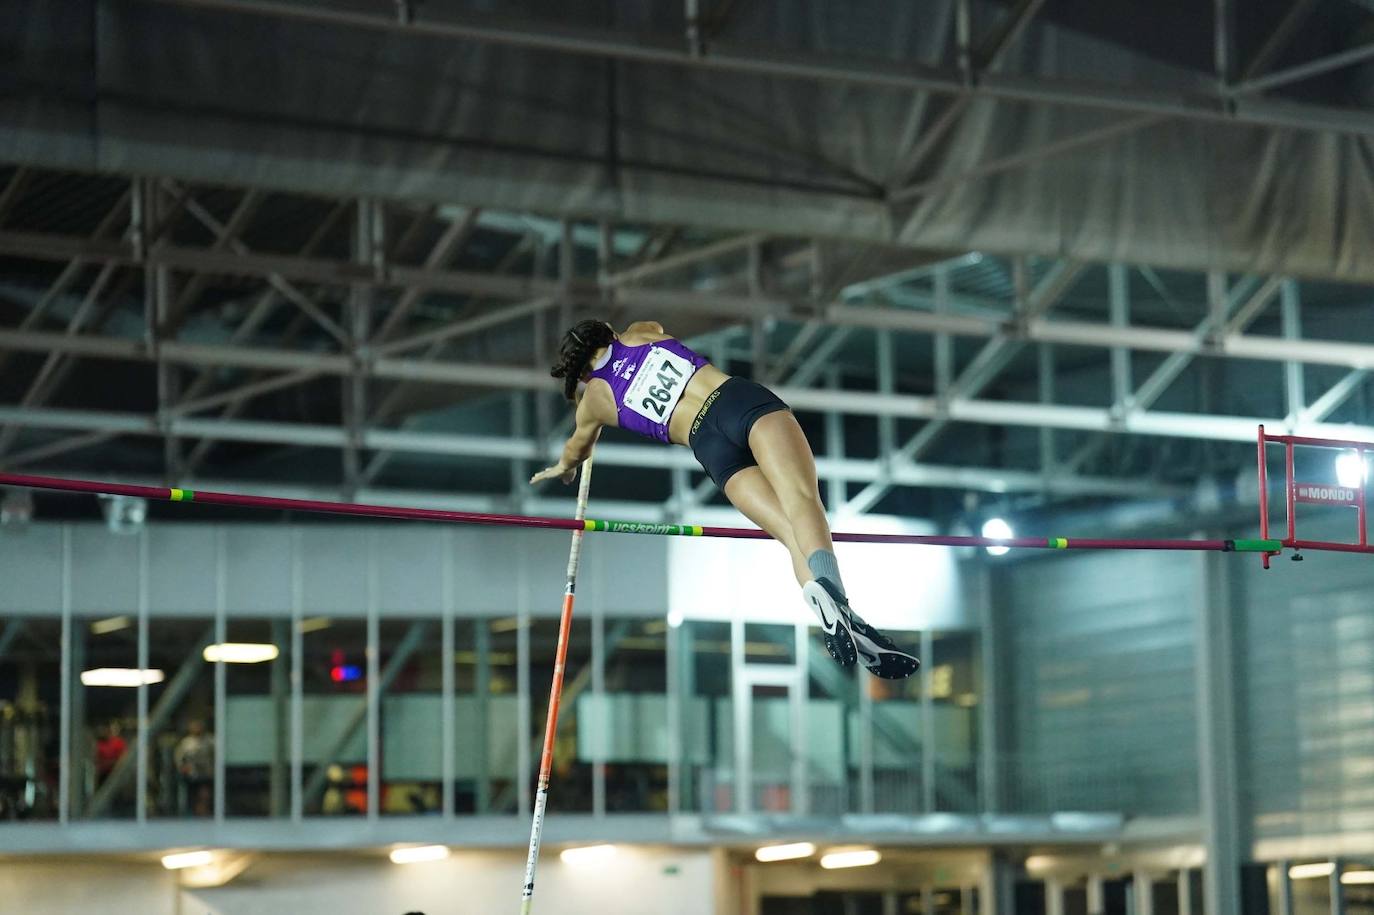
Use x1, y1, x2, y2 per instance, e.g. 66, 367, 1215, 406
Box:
550, 319, 615, 402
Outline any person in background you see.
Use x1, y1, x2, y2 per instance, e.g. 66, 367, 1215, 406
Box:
94, 722, 127, 787
174, 719, 215, 817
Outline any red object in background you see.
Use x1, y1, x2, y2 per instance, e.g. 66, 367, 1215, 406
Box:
330, 664, 362, 683
1258, 425, 1373, 569
95, 733, 127, 782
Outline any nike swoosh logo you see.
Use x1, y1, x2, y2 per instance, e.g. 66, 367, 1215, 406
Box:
809, 595, 838, 634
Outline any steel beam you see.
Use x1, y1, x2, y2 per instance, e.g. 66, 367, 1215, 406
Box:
5, 289, 1374, 383
0, 168, 29, 226
172, 184, 350, 345
843, 259, 1084, 514
8, 405, 1185, 498
372, 206, 481, 342
892, 113, 1163, 204
606, 232, 766, 287
1234, 41, 1374, 96
1281, 280, 1304, 423
1241, 0, 1322, 81
0, 190, 131, 380
1302, 369, 1368, 423
144, 0, 1374, 139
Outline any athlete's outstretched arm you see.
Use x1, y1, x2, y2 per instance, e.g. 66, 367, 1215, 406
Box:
530, 394, 602, 485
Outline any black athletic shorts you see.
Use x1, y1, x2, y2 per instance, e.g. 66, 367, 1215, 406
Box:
687, 376, 790, 488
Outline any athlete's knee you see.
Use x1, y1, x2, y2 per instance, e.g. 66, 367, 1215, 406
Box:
774, 478, 824, 514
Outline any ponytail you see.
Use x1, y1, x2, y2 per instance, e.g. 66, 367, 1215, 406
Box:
550, 320, 615, 401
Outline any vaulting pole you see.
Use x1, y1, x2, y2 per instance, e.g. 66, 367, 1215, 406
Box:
519, 456, 594, 914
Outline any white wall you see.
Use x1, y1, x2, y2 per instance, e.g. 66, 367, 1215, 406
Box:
182, 847, 718, 915
668, 524, 967, 631
0, 859, 178, 915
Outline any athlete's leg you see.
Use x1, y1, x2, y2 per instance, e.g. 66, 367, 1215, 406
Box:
747, 409, 920, 680
724, 465, 857, 668
721, 467, 811, 586
745, 410, 834, 558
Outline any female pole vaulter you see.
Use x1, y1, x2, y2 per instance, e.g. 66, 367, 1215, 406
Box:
531, 319, 919, 680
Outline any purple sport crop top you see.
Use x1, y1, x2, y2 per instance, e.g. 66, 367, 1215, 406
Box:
586, 337, 709, 443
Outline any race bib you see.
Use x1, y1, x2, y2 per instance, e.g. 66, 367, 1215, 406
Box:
624, 346, 696, 425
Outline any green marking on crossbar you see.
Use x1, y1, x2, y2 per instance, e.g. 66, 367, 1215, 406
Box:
169, 488, 193, 502
585, 519, 703, 536
1230, 538, 1283, 552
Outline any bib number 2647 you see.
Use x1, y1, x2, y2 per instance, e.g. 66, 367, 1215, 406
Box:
624, 347, 694, 423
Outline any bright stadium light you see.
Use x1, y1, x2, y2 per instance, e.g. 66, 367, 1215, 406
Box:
161, 850, 214, 870
981, 517, 1014, 556
81, 668, 165, 687
388, 845, 449, 865
755, 843, 816, 863
203, 643, 280, 664
819, 848, 882, 870
1336, 452, 1367, 489
559, 845, 617, 868
1343, 871, 1374, 885
1289, 862, 1336, 880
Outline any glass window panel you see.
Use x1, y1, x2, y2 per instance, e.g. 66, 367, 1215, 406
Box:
453, 617, 521, 815
745, 623, 794, 665
0, 616, 61, 821
146, 617, 215, 819
380, 617, 443, 816
529, 617, 592, 814
223, 618, 290, 817
599, 617, 668, 813
74, 613, 139, 819
807, 623, 857, 816
675, 621, 731, 813
750, 682, 793, 812
1344, 860, 1374, 915
1151, 877, 1180, 915
870, 628, 922, 813
301, 618, 368, 816
931, 630, 979, 813
1291, 863, 1333, 915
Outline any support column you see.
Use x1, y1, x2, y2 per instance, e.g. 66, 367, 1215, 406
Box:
269, 618, 289, 817
1134, 871, 1155, 915
1195, 548, 1243, 915
825, 368, 845, 510
1274, 861, 1293, 915
1331, 859, 1345, 915
974, 560, 1001, 813
1046, 878, 1065, 915
1108, 263, 1132, 413
1281, 281, 1305, 426
1087, 875, 1104, 915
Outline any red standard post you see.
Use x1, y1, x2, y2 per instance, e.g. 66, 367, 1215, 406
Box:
1360, 445, 1369, 548
1258, 425, 1272, 569
1285, 439, 1297, 543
